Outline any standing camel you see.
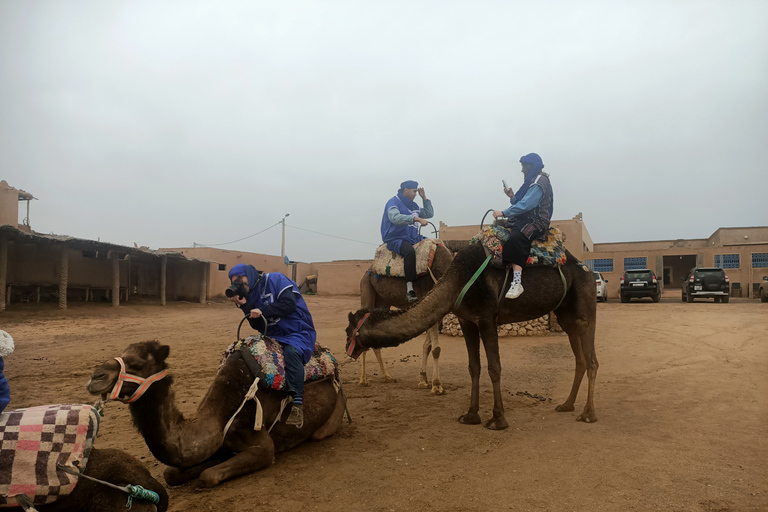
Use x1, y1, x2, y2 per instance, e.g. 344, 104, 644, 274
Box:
346, 242, 598, 430
86, 341, 346, 487
358, 241, 454, 394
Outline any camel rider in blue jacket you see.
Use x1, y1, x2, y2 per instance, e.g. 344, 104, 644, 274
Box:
492, 153, 554, 300
228, 264, 316, 428
380, 180, 434, 303
0, 330, 14, 414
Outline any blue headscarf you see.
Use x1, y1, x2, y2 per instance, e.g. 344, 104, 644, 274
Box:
397, 180, 419, 210
513, 153, 545, 204
228, 264, 261, 291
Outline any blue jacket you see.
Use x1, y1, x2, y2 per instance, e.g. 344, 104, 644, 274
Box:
0, 358, 9, 414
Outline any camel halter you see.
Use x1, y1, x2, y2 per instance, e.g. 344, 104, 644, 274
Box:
346, 313, 371, 360
108, 357, 168, 403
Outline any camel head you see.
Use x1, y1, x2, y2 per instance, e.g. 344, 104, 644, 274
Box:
86, 341, 171, 401
345, 308, 409, 359
345, 310, 372, 360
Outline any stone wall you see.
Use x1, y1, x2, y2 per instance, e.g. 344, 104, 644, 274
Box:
441, 312, 554, 337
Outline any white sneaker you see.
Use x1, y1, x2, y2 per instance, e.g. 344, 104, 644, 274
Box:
505, 282, 524, 299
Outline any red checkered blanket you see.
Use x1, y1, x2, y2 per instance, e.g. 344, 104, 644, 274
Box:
0, 404, 100, 508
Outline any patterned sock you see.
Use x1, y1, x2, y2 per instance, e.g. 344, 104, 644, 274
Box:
513, 271, 522, 285
293, 396, 302, 406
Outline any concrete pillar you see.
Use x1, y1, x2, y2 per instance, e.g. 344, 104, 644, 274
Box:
0, 237, 7, 312
160, 255, 167, 306
199, 262, 207, 304
111, 251, 120, 307
58, 247, 68, 310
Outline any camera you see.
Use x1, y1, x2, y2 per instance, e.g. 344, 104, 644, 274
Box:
225, 282, 247, 299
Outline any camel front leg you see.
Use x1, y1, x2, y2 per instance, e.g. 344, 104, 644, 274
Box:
373, 348, 396, 383
358, 350, 370, 386
196, 430, 275, 488
576, 322, 598, 423
163, 457, 225, 486
419, 324, 444, 395
479, 319, 508, 430
458, 319, 481, 425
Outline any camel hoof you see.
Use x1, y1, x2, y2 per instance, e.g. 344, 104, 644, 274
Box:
418, 380, 429, 389
189, 479, 207, 491
430, 385, 445, 395
381, 376, 397, 383
458, 413, 481, 425
576, 412, 598, 423
358, 379, 370, 387
484, 417, 509, 430
163, 467, 190, 486
555, 403, 575, 413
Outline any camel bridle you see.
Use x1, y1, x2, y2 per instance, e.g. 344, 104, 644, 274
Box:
346, 313, 371, 360
108, 357, 168, 403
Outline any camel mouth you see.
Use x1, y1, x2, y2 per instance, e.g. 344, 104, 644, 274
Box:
86, 372, 117, 396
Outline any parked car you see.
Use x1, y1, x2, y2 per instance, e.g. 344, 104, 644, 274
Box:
620, 269, 660, 303
758, 276, 768, 302
681, 267, 730, 303
593, 271, 608, 302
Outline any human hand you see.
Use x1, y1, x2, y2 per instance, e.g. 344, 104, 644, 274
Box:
249, 308, 263, 319
414, 217, 429, 226
230, 295, 246, 306
492, 210, 505, 219
417, 187, 427, 200
504, 187, 515, 198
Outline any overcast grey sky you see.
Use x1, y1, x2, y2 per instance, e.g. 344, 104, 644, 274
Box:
2, 0, 766, 263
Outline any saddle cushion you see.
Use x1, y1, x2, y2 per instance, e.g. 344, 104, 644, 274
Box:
0, 404, 100, 508
220, 336, 338, 391
369, 239, 442, 278
470, 226, 567, 269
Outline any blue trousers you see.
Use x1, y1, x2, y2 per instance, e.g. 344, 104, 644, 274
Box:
281, 344, 305, 405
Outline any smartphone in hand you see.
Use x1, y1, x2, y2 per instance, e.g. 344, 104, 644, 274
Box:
502, 180, 508, 189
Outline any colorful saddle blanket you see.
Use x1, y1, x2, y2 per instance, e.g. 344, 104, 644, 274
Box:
369, 238, 443, 278
470, 226, 568, 269
220, 336, 338, 391
0, 404, 100, 508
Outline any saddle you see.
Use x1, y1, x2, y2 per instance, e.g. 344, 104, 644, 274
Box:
369, 238, 443, 278
470, 226, 568, 269
220, 335, 338, 392
0, 404, 100, 508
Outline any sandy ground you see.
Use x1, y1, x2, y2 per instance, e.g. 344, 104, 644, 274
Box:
2, 296, 767, 512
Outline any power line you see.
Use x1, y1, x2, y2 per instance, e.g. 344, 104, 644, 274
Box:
194, 221, 282, 247
286, 224, 380, 246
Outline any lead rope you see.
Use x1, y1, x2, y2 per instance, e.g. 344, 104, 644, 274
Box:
497, 266, 511, 304
454, 254, 492, 310
55, 463, 160, 510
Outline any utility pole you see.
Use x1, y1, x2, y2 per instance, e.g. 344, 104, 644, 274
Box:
281, 213, 290, 264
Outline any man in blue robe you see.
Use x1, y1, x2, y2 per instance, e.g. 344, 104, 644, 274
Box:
493, 153, 554, 299
228, 264, 316, 428
380, 180, 434, 303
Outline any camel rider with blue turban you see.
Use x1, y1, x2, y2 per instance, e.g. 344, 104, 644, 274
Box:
380, 180, 434, 303
228, 264, 316, 428
493, 153, 554, 299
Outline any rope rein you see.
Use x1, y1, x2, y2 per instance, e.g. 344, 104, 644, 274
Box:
55, 463, 160, 509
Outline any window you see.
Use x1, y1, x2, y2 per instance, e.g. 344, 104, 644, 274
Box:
624, 257, 647, 271
752, 253, 768, 268
218, 264, 227, 271
715, 254, 739, 269
585, 258, 613, 272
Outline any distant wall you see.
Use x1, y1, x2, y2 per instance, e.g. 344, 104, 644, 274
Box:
0, 183, 19, 228
312, 260, 372, 295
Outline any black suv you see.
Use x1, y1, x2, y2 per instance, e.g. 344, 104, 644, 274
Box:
620, 269, 661, 303
681, 267, 730, 303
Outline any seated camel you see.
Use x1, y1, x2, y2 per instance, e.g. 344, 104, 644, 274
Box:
346, 233, 598, 430
86, 340, 346, 488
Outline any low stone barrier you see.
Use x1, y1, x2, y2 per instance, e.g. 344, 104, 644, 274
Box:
441, 312, 561, 337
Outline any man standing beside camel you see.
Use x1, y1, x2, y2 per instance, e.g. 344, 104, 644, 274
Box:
493, 153, 554, 299
380, 180, 434, 303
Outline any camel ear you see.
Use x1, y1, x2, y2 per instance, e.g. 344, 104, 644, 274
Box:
348, 311, 356, 323
156, 345, 170, 363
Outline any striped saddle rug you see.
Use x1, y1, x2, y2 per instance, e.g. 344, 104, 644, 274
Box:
470, 226, 568, 269
220, 336, 338, 391
369, 238, 443, 278
0, 404, 100, 508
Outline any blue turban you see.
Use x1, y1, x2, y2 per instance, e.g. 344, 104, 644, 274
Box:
399, 180, 418, 191
228, 264, 261, 289
513, 153, 545, 204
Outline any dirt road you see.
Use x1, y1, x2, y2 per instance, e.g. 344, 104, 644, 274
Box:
2, 297, 766, 511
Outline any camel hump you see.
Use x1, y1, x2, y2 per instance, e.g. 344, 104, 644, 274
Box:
220, 336, 338, 392
0, 403, 101, 507
369, 239, 443, 277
